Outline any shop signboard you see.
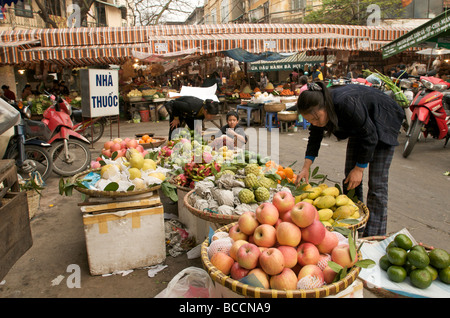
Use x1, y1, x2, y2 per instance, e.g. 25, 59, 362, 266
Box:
80, 69, 119, 118
382, 11, 450, 59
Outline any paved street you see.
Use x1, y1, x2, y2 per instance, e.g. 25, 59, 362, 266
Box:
1, 116, 449, 298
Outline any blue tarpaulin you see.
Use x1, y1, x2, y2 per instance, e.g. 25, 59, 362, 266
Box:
222, 48, 293, 63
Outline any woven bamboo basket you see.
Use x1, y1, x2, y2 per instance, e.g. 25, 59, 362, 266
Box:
357, 235, 433, 298
277, 111, 298, 122
340, 201, 370, 231
141, 137, 167, 149
264, 103, 285, 112
184, 189, 240, 224
201, 223, 362, 298
71, 168, 161, 197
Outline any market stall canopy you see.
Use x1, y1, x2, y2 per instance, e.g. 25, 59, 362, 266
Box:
221, 48, 292, 63
132, 47, 199, 63
382, 11, 450, 59
0, 24, 412, 67
415, 47, 450, 55
0, 0, 19, 7
248, 51, 334, 72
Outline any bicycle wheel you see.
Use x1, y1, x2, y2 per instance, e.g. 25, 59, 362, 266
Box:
6, 145, 53, 180
50, 139, 91, 176
79, 119, 104, 143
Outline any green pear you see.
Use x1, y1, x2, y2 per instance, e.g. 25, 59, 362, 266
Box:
333, 205, 353, 220
335, 194, 350, 206
321, 186, 340, 197
316, 195, 336, 209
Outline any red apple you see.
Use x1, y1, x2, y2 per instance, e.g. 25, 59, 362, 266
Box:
101, 148, 112, 158
103, 140, 114, 150
255, 202, 279, 225
229, 239, 248, 261
111, 142, 121, 153
290, 201, 317, 228
228, 224, 248, 242
277, 245, 298, 269
120, 140, 127, 149
272, 191, 295, 214
230, 262, 250, 280
248, 268, 270, 289
126, 139, 139, 149
280, 210, 293, 223
270, 268, 298, 291
238, 211, 260, 235
331, 244, 357, 268
276, 222, 301, 247
210, 252, 234, 275
259, 247, 285, 276
297, 242, 320, 266
113, 138, 122, 143
316, 230, 339, 254
301, 220, 326, 245
323, 266, 338, 284
236, 243, 261, 270
297, 264, 324, 289
96, 156, 103, 162
136, 144, 144, 153
253, 224, 277, 248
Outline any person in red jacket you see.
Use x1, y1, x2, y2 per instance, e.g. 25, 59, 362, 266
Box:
1, 85, 16, 102
295, 82, 404, 237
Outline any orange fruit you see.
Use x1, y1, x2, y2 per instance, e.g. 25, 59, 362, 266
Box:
284, 167, 294, 179
139, 139, 145, 144
277, 171, 286, 179
278, 165, 284, 171
142, 134, 150, 141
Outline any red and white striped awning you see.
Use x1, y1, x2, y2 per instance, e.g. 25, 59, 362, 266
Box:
0, 24, 413, 66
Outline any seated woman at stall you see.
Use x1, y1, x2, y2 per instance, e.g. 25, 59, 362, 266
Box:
209, 111, 247, 150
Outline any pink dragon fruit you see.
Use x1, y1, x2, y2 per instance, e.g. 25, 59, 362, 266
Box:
174, 174, 188, 187
202, 151, 213, 164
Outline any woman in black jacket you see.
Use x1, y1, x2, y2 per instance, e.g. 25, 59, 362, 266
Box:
295, 82, 404, 237
164, 96, 219, 140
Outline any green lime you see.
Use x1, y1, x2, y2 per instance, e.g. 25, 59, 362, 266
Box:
407, 250, 430, 269
411, 245, 427, 254
410, 269, 432, 289
424, 265, 438, 281
394, 234, 413, 251
404, 260, 416, 276
428, 248, 450, 269
385, 241, 397, 253
438, 266, 450, 284
387, 247, 407, 266
379, 255, 392, 271
387, 265, 407, 283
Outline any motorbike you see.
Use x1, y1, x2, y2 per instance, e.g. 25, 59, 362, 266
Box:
0, 98, 53, 180
40, 93, 91, 176
71, 108, 105, 144
402, 76, 450, 158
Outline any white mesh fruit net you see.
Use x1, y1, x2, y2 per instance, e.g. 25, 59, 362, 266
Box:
296, 275, 324, 290
317, 254, 331, 270
207, 237, 233, 259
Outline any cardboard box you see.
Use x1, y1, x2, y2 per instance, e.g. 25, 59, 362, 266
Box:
81, 197, 166, 275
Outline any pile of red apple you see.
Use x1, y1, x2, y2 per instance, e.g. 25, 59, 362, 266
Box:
208, 190, 358, 291
90, 138, 150, 169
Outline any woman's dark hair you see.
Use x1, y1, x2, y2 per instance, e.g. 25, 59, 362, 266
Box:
299, 75, 308, 85
296, 81, 337, 135
226, 110, 239, 121
205, 99, 219, 115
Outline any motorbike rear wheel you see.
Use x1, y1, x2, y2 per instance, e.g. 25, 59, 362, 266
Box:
6, 145, 53, 180
77, 119, 105, 144
50, 139, 91, 176
402, 119, 423, 158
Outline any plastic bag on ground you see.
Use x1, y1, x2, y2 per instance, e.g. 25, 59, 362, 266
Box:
154, 267, 218, 298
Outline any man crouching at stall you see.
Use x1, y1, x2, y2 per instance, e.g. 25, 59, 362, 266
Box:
165, 96, 220, 140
